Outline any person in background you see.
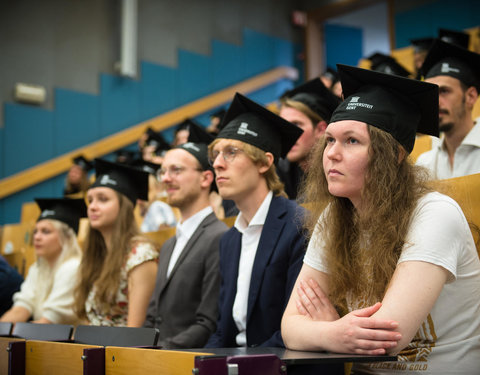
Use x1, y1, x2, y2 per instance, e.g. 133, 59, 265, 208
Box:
205, 93, 306, 348
64, 155, 93, 197
1, 198, 86, 325
278, 78, 341, 200
0, 255, 24, 316
320, 66, 338, 90
410, 37, 434, 78
74, 159, 158, 327
133, 160, 177, 232
144, 134, 228, 348
206, 108, 226, 136
141, 128, 171, 165
281, 64, 480, 374
416, 39, 480, 178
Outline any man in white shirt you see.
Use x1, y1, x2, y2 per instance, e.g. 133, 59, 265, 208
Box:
205, 93, 307, 348
144, 136, 228, 349
416, 39, 480, 178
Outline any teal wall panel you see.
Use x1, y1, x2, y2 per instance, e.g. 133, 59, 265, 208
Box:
100, 74, 141, 137
4, 103, 54, 177
54, 88, 101, 155
244, 28, 275, 77
140, 62, 177, 120
212, 40, 244, 91
176, 49, 212, 105
395, 0, 480, 48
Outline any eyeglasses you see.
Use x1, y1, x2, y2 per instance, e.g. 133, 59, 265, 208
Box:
157, 165, 202, 179
208, 146, 244, 166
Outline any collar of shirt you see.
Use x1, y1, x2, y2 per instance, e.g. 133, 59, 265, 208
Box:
234, 191, 273, 234
438, 122, 480, 151
176, 206, 213, 241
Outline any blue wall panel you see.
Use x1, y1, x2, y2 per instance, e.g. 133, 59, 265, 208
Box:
54, 88, 101, 155
100, 74, 141, 137
243, 28, 274, 78
140, 62, 177, 120
395, 0, 480, 48
4, 103, 54, 177
273, 37, 294, 67
176, 50, 212, 106
212, 40, 244, 92
325, 24, 363, 68
1, 179, 57, 225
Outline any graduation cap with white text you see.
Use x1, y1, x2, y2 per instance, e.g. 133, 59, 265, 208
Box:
330, 64, 439, 154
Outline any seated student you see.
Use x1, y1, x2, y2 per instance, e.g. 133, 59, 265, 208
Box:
278, 78, 341, 200
205, 93, 307, 348
141, 128, 171, 165
0, 256, 24, 316
281, 65, 480, 373
132, 160, 177, 232
64, 155, 93, 197
74, 160, 159, 327
416, 39, 480, 179
144, 133, 228, 348
1, 198, 86, 325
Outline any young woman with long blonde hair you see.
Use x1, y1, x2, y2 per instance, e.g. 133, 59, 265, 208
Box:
1, 198, 86, 325
74, 159, 158, 327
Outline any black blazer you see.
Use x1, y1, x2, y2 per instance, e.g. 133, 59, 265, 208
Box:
206, 196, 306, 348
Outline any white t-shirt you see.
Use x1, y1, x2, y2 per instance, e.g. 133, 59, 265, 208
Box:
416, 124, 480, 179
140, 200, 177, 232
13, 257, 81, 324
304, 192, 480, 374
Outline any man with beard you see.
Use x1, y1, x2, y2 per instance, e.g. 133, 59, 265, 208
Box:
143, 136, 228, 349
416, 40, 480, 178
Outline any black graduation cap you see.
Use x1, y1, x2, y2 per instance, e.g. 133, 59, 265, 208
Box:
330, 64, 439, 154
173, 121, 214, 171
73, 155, 93, 172
439, 28, 470, 49
367, 52, 412, 78
91, 159, 149, 204
130, 159, 161, 175
410, 37, 435, 53
35, 198, 87, 234
283, 78, 341, 122
175, 118, 200, 133
114, 150, 138, 166
216, 93, 303, 160
145, 128, 170, 152
420, 39, 480, 91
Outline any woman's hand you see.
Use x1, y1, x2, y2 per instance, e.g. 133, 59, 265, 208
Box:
295, 278, 340, 321
329, 302, 402, 355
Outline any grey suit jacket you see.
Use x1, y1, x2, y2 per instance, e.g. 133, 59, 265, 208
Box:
144, 212, 228, 349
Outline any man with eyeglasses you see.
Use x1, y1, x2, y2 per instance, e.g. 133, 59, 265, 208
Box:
144, 132, 228, 349
205, 93, 308, 349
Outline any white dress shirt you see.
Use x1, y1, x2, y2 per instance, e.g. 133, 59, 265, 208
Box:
232, 191, 273, 346
166, 206, 213, 278
416, 123, 480, 179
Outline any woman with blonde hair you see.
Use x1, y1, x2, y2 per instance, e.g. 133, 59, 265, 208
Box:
281, 65, 480, 373
74, 159, 158, 327
1, 198, 86, 325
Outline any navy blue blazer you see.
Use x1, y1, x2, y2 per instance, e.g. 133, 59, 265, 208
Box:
206, 195, 307, 348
